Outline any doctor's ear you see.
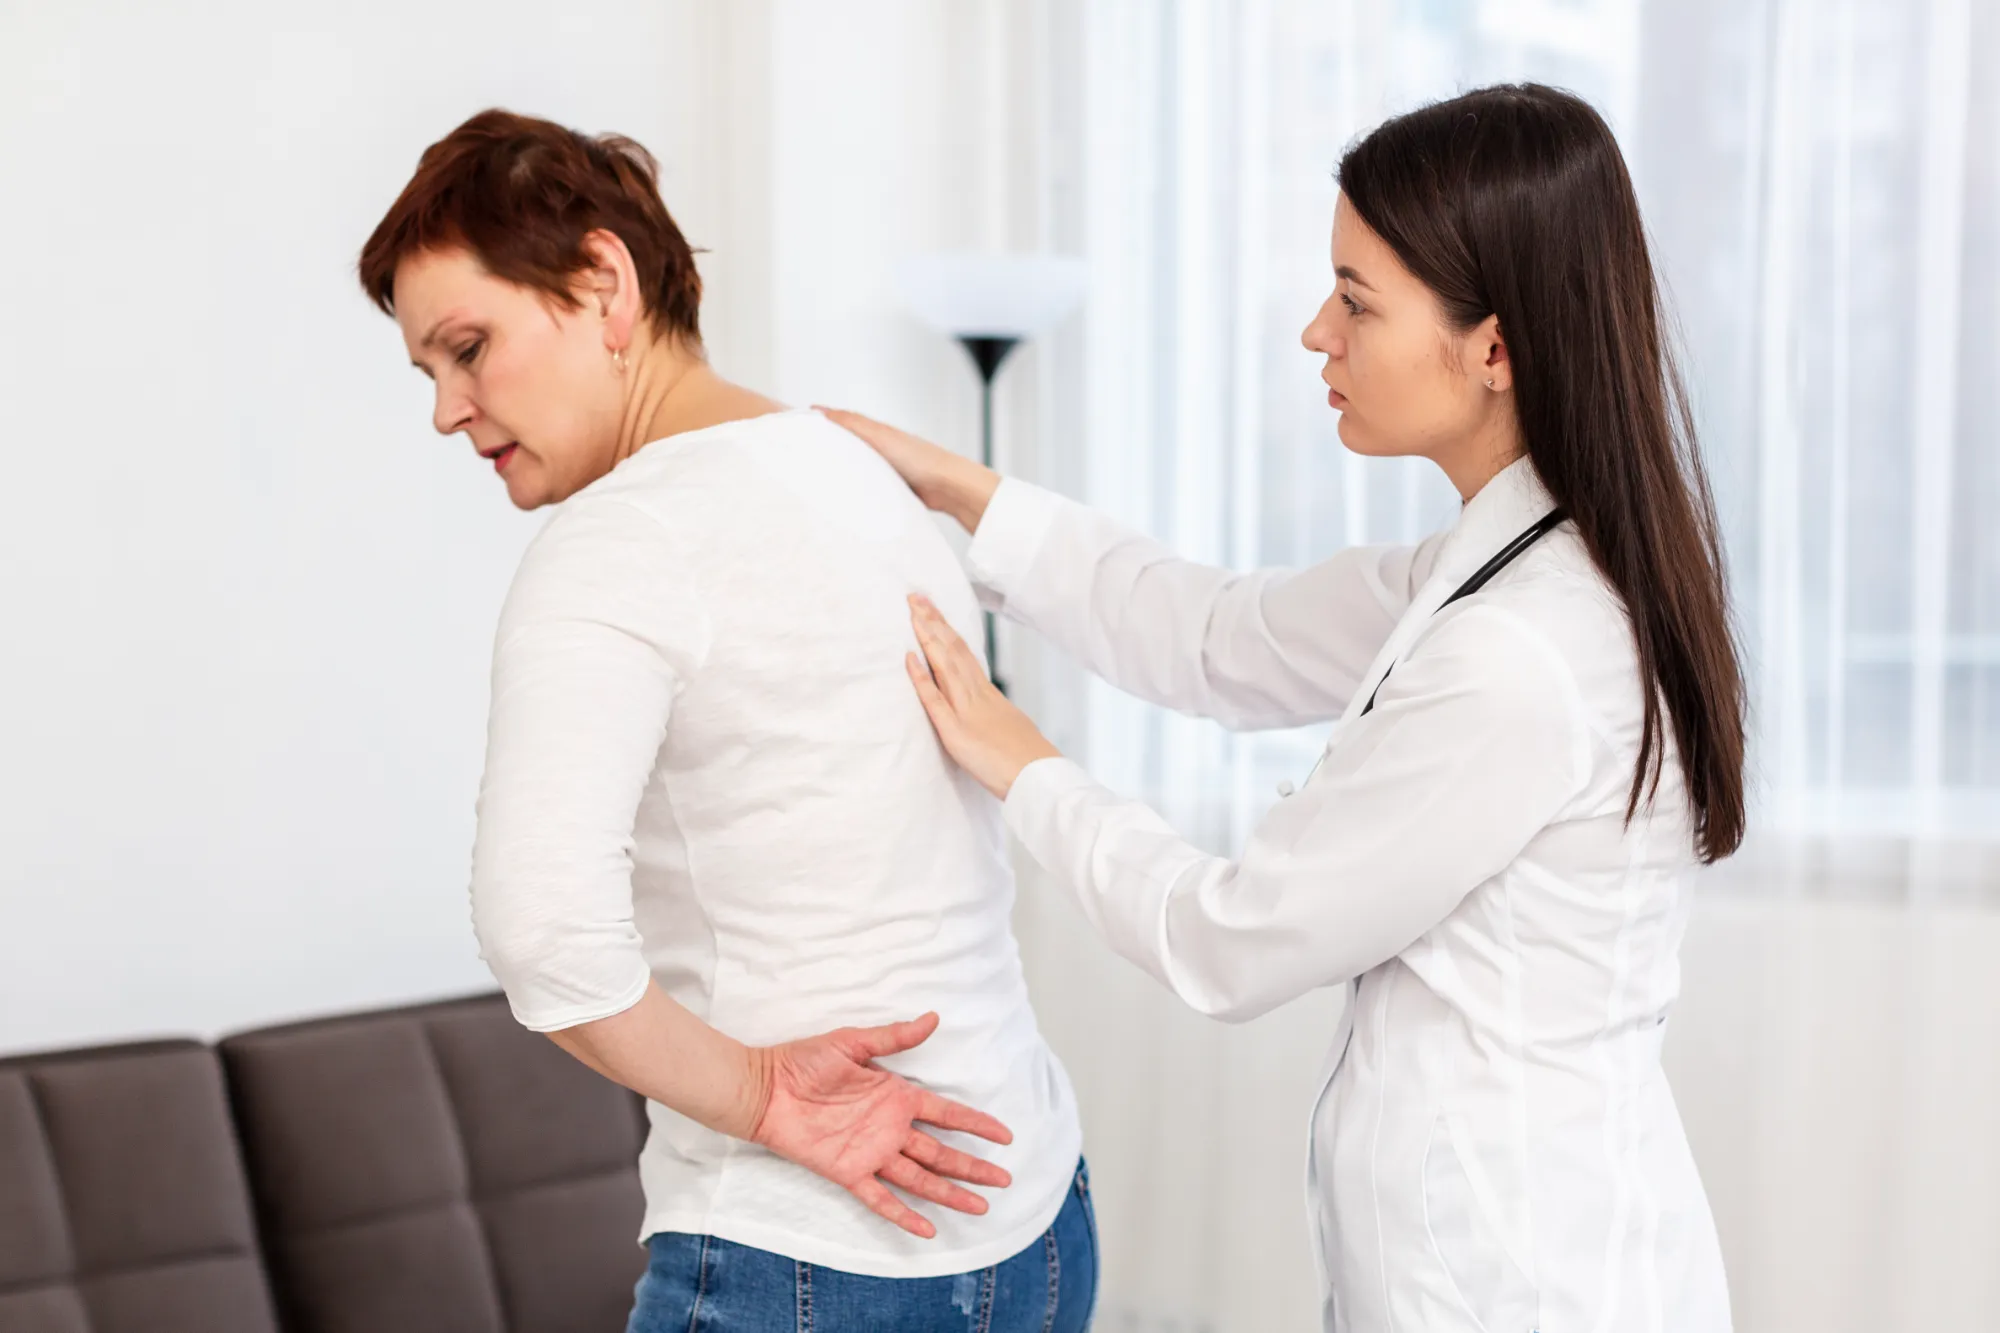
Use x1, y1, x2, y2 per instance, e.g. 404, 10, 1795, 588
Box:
1472, 314, 1512, 393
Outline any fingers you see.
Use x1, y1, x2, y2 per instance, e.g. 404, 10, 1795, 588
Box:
849, 1175, 937, 1240
847, 1011, 941, 1061
914, 1089, 1015, 1146
812, 405, 870, 430
878, 1154, 991, 1216
905, 652, 953, 729
813, 406, 894, 447
903, 1129, 1013, 1189
908, 596, 990, 700
908, 609, 966, 711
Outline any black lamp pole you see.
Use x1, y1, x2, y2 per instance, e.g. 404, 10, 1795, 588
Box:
956, 334, 1022, 694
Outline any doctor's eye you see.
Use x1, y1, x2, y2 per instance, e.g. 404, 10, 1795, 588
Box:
1339, 292, 1366, 317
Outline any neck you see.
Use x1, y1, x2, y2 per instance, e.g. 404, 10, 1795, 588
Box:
606, 336, 784, 471
1438, 401, 1527, 503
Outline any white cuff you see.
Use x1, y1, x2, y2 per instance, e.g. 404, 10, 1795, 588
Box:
1003, 756, 1191, 996
965, 478, 1063, 613
502, 959, 652, 1034
1001, 755, 1096, 842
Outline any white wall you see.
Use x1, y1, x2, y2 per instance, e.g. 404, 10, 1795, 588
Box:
0, 0, 746, 1052
1668, 894, 2000, 1333
0, 1, 1029, 1057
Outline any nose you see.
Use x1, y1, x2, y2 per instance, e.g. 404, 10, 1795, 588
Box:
432, 379, 475, 437
1301, 296, 1345, 358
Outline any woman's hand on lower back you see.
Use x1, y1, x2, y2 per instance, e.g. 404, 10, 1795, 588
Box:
746, 1011, 1016, 1239
905, 593, 1063, 800
815, 407, 1002, 534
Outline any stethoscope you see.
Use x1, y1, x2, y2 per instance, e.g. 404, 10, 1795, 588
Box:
1278, 507, 1568, 799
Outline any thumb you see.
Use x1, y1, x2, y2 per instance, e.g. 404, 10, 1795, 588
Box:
815, 405, 877, 435
848, 1011, 941, 1061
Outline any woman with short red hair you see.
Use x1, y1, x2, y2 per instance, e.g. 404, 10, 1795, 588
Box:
359, 110, 1096, 1333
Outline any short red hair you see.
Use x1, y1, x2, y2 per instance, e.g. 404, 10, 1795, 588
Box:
358, 109, 702, 341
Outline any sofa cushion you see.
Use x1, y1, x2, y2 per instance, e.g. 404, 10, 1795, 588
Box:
0, 1040, 279, 1333
220, 993, 647, 1333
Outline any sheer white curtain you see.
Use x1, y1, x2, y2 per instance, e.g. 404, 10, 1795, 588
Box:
1063, 0, 2000, 877
1004, 1, 2000, 1329
1647, 0, 2000, 895
1068, 0, 1644, 856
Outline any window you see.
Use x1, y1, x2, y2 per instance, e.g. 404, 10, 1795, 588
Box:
1050, 0, 2000, 867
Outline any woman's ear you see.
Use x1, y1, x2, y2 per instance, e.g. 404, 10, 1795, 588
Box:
1473, 313, 1512, 392
579, 228, 643, 354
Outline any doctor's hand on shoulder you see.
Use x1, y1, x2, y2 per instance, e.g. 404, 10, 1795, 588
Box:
817, 407, 1001, 534
904, 593, 1062, 800
815, 407, 1065, 798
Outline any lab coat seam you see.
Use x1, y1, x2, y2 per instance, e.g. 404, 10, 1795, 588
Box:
1360, 542, 1417, 617
1451, 602, 1595, 810
1370, 973, 1396, 1333
1630, 827, 1668, 1333
1442, 1108, 1541, 1282
1586, 854, 1651, 1333
1498, 875, 1544, 1322
1420, 1115, 1498, 1333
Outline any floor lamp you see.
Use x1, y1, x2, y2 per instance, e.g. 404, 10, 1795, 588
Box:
896, 252, 1088, 693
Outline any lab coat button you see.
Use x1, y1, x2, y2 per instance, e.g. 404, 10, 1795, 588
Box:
1276, 781, 1297, 798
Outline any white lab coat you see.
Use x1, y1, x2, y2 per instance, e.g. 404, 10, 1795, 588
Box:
965, 457, 1731, 1333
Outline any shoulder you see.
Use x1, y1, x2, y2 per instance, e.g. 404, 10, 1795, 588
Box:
1405, 534, 1624, 722
514, 492, 679, 595
498, 493, 707, 665
1433, 531, 1654, 775
1411, 590, 1588, 719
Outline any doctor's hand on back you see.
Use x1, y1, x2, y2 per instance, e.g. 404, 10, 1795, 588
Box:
815, 408, 1058, 797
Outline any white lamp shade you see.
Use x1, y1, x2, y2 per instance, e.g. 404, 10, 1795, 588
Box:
894, 252, 1089, 339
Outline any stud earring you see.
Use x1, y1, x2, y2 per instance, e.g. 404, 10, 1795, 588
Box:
1485, 378, 1496, 388
612, 346, 628, 373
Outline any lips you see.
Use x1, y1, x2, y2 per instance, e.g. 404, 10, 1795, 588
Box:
1326, 386, 1349, 409
484, 443, 520, 473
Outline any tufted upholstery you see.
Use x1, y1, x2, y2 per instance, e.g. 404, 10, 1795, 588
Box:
218, 994, 648, 1333
0, 1040, 281, 1333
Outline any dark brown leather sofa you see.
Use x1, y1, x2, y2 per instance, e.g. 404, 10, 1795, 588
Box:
0, 994, 648, 1333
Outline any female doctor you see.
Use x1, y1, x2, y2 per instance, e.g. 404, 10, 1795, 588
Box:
825, 84, 1745, 1332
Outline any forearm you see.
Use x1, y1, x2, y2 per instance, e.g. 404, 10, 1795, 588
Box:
543, 981, 771, 1140
923, 455, 1001, 534
968, 481, 1387, 728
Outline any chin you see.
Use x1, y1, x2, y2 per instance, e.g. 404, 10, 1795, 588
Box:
501, 469, 551, 512
1334, 412, 1366, 454
1333, 413, 1402, 461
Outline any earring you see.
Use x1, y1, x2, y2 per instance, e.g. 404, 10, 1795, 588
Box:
1485, 378, 1496, 389
611, 346, 628, 373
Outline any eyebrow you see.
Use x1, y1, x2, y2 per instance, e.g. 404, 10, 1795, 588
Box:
1335, 264, 1376, 292
409, 315, 469, 374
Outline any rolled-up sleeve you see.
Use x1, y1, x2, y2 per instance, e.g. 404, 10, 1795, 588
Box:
470, 498, 710, 1033
965, 478, 1437, 731
1000, 603, 1590, 1023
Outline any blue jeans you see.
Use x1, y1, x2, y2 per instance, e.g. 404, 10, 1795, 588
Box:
627, 1159, 1098, 1333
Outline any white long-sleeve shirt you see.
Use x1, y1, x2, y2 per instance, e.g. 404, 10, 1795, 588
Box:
967, 458, 1731, 1332
469, 409, 1080, 1278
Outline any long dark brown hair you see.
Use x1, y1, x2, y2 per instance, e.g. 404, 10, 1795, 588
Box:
1339, 83, 1745, 862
